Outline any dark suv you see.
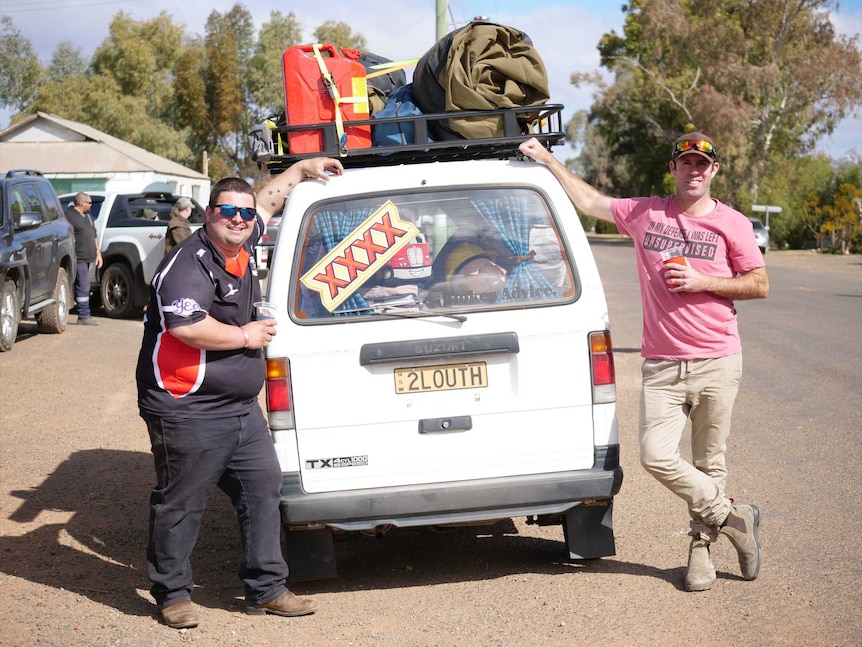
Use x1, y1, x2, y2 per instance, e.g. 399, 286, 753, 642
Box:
1, 169, 76, 351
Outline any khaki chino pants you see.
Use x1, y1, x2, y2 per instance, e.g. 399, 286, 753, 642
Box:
638, 353, 742, 532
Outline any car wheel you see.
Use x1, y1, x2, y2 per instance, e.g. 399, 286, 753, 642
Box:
36, 267, 70, 334
0, 279, 20, 352
100, 262, 136, 318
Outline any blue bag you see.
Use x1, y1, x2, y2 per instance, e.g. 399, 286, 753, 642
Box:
371, 84, 431, 147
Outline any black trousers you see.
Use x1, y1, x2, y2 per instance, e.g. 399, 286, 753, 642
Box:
143, 403, 289, 607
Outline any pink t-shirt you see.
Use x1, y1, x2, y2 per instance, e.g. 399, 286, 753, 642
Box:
610, 195, 764, 360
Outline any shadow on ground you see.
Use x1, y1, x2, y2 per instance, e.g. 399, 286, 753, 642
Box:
3, 449, 691, 620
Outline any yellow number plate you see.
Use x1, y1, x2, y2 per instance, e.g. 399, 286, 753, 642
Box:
394, 362, 488, 394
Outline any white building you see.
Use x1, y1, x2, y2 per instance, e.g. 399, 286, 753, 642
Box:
0, 112, 210, 202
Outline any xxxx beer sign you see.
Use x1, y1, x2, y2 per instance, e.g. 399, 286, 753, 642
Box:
301, 201, 419, 312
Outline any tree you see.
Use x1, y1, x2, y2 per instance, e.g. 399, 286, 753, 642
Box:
27, 12, 194, 167
199, 4, 255, 177
573, 0, 862, 207
48, 41, 87, 83
29, 72, 193, 164
248, 11, 304, 117
174, 39, 210, 146
753, 153, 834, 249
0, 16, 44, 113
90, 11, 184, 118
3, 6, 368, 180
821, 183, 862, 253
312, 20, 367, 51
754, 153, 861, 251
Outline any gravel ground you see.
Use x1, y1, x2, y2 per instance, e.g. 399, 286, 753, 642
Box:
1, 247, 861, 647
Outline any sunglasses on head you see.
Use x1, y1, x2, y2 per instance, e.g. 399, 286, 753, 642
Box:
216, 204, 258, 221
674, 140, 716, 157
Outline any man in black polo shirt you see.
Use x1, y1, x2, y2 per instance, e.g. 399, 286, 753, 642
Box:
136, 157, 342, 629
64, 192, 102, 325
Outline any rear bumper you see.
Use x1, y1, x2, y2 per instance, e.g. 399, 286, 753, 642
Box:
280, 445, 623, 531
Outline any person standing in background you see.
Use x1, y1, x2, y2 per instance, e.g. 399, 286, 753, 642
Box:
164, 196, 193, 254
65, 192, 102, 326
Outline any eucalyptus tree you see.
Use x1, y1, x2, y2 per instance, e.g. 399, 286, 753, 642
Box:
0, 16, 43, 114
572, 0, 862, 208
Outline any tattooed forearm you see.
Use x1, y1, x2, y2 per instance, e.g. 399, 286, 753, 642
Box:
266, 184, 292, 209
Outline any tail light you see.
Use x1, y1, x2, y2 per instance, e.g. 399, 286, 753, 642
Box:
589, 330, 616, 404
266, 357, 295, 429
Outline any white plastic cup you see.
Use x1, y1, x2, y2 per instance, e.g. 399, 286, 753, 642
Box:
253, 301, 276, 320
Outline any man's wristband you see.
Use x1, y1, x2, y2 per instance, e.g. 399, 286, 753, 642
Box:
240, 326, 249, 348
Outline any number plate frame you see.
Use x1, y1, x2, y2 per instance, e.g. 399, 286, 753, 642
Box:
394, 362, 488, 394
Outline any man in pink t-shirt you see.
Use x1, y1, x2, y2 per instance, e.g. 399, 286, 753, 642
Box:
520, 132, 769, 592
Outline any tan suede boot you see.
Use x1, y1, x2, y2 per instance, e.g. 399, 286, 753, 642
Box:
685, 532, 716, 592
720, 503, 762, 580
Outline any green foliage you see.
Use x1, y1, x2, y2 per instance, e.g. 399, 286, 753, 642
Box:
821, 182, 862, 253
795, 163, 862, 253
738, 154, 862, 252
248, 11, 304, 117
754, 155, 833, 249
28, 73, 193, 164
205, 20, 244, 139
572, 0, 862, 214
173, 41, 210, 150
25, 11, 193, 167
48, 41, 87, 83
201, 4, 261, 177
312, 21, 367, 50
0, 16, 44, 112
90, 11, 183, 99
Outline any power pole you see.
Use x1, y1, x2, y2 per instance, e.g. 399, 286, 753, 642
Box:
436, 0, 448, 40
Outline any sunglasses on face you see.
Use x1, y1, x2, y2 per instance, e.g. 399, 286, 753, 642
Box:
215, 204, 258, 221
674, 140, 716, 156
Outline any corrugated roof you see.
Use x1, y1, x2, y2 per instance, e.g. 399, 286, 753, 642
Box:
0, 112, 208, 179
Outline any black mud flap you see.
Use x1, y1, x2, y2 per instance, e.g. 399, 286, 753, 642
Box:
283, 526, 338, 583
564, 501, 616, 560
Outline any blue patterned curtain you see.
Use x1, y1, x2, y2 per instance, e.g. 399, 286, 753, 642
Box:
470, 195, 557, 302
304, 206, 376, 317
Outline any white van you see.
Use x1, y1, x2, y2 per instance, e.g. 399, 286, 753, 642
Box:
259, 110, 622, 581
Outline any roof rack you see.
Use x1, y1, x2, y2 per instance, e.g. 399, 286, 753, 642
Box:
254, 104, 566, 172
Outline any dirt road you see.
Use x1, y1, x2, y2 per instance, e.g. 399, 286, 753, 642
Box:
1, 247, 860, 646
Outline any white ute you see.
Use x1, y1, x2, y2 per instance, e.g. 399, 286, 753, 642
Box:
258, 108, 623, 581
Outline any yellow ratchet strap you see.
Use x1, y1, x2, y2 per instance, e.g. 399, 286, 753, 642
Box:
312, 44, 368, 156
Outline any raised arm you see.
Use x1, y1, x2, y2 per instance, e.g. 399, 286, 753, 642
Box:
519, 138, 615, 224
256, 157, 344, 225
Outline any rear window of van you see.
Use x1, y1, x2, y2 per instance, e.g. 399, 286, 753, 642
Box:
292, 187, 577, 321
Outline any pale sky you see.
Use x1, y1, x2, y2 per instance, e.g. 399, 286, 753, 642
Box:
2, 0, 860, 159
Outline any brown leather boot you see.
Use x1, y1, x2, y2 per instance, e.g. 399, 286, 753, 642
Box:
160, 600, 199, 629
246, 591, 318, 617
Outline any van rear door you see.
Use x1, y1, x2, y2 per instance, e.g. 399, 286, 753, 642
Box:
277, 182, 609, 494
